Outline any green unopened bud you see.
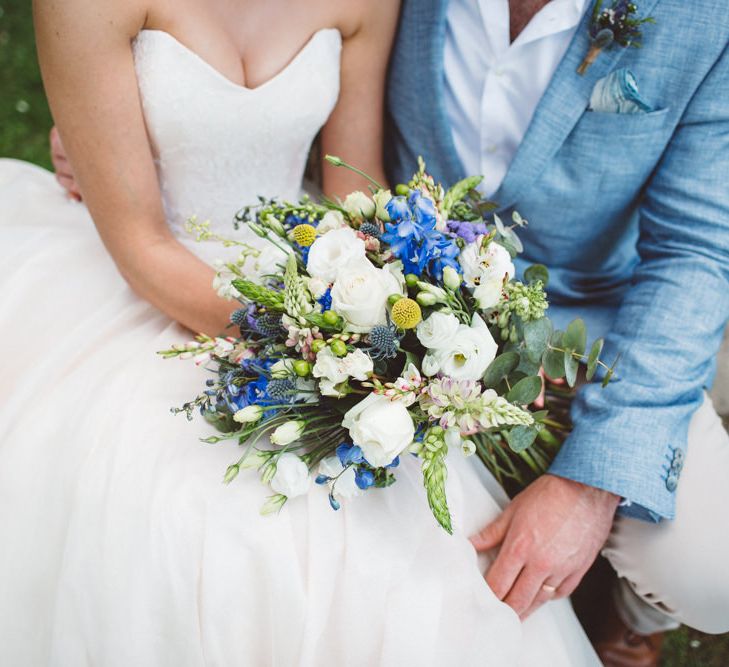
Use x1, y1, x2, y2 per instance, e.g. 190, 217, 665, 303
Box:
405, 273, 420, 288
311, 339, 327, 355
322, 310, 340, 326
325, 155, 344, 167
247, 221, 267, 238
223, 464, 240, 484
443, 266, 462, 291
416, 292, 438, 307
330, 339, 348, 357
429, 425, 444, 436
261, 463, 278, 485
387, 293, 403, 306
293, 360, 312, 377
266, 217, 286, 236
395, 184, 410, 196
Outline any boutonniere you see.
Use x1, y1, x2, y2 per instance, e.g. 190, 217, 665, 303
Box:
578, 1, 656, 75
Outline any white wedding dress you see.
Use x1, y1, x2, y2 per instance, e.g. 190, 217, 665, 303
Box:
0, 29, 600, 666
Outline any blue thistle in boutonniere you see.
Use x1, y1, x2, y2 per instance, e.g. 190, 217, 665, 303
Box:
578, 0, 656, 75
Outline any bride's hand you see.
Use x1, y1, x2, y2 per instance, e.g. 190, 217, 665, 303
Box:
50, 127, 81, 201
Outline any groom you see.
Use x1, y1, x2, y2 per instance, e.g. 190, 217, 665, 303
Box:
386, 0, 729, 663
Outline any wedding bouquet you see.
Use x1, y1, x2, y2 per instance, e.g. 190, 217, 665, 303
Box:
160, 157, 615, 533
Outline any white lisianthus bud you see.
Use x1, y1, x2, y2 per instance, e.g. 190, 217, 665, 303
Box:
416, 292, 438, 307
416, 281, 448, 302
343, 191, 376, 219
373, 189, 393, 221
270, 454, 311, 498
443, 266, 462, 291
270, 420, 306, 447
233, 405, 264, 424
270, 359, 295, 379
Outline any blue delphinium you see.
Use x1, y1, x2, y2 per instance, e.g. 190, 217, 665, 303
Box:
317, 287, 333, 312
381, 190, 461, 279
447, 220, 488, 244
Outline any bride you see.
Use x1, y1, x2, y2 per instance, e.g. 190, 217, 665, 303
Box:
0, 0, 600, 664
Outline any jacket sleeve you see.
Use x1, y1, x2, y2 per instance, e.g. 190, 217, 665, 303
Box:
549, 43, 729, 522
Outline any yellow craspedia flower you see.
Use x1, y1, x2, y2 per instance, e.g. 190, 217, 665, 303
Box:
391, 297, 422, 330
291, 224, 317, 247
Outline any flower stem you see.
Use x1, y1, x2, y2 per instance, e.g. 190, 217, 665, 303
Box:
325, 155, 384, 190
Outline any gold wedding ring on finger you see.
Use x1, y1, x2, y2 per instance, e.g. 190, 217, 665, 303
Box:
541, 583, 558, 596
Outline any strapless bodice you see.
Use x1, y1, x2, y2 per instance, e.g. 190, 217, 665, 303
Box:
132, 29, 341, 253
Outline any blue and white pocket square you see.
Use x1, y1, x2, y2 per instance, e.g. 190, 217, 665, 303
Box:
588, 68, 654, 114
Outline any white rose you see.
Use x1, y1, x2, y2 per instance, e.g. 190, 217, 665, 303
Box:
459, 238, 515, 289
331, 258, 404, 333
319, 378, 348, 398
416, 311, 461, 350
343, 191, 376, 219
307, 227, 366, 283
270, 453, 311, 498
312, 347, 345, 383
318, 457, 361, 500
270, 420, 306, 447
425, 314, 498, 381
317, 210, 347, 235
342, 393, 415, 467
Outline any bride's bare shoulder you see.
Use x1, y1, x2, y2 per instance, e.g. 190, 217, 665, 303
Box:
333, 0, 401, 40
33, 0, 148, 43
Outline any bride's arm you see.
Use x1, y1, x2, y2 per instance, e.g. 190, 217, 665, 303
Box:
321, 1, 401, 198
34, 0, 234, 336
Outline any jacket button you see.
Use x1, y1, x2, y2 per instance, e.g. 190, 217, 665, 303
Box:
666, 474, 679, 493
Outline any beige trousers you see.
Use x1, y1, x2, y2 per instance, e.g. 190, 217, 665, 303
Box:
601, 394, 729, 635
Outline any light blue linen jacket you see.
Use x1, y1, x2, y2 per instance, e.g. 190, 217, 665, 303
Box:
385, 0, 729, 521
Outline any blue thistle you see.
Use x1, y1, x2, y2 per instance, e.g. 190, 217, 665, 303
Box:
266, 378, 297, 402
367, 323, 401, 360
359, 222, 382, 239
254, 312, 283, 338
230, 308, 249, 327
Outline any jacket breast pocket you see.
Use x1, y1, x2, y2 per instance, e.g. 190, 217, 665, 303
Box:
559, 107, 674, 189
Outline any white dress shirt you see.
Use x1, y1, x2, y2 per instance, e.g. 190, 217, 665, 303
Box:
444, 0, 589, 195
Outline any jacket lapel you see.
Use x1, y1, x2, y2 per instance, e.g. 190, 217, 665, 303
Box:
494, 0, 663, 210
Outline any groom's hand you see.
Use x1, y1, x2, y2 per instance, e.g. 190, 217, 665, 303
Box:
470, 474, 620, 619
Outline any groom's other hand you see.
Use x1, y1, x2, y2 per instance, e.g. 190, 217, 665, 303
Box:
470, 474, 619, 619
50, 127, 82, 201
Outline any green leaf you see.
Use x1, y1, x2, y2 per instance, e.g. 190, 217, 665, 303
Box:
531, 410, 550, 422
542, 347, 565, 380
505, 426, 539, 453
524, 264, 550, 287
507, 375, 543, 405
523, 318, 553, 363
564, 349, 579, 388
482, 352, 520, 388
516, 354, 542, 377
563, 318, 587, 356
586, 338, 604, 381
303, 312, 343, 332
602, 354, 621, 388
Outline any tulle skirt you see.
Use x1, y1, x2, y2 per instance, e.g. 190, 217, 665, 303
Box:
0, 159, 599, 666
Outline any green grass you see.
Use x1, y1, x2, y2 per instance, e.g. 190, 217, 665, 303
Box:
0, 0, 53, 167
1, 0, 728, 663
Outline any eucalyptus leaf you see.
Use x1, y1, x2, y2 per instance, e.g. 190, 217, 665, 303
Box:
516, 354, 542, 377
505, 426, 539, 453
483, 352, 520, 388
542, 347, 565, 380
524, 264, 550, 287
586, 338, 604, 381
523, 317, 553, 363
507, 375, 543, 405
564, 349, 579, 388
563, 318, 587, 356
531, 410, 550, 422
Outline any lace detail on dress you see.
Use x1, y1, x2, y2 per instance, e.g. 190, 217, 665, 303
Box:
132, 29, 341, 254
